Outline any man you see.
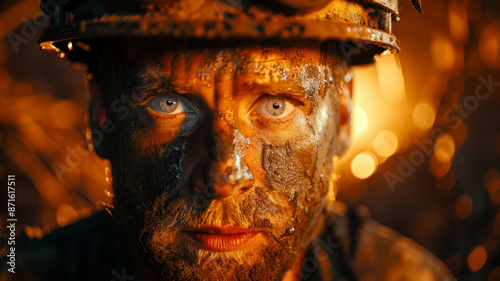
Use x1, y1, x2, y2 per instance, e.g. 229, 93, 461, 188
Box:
6, 0, 454, 280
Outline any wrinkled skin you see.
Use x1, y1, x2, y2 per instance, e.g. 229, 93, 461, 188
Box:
90, 40, 351, 281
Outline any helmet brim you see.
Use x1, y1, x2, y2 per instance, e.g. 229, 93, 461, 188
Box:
40, 14, 398, 64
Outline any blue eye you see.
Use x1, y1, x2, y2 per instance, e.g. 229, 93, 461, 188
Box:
147, 95, 193, 114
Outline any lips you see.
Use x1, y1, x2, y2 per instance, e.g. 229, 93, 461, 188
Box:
180, 226, 261, 252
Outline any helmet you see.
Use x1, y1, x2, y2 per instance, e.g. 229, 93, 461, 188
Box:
39, 0, 421, 64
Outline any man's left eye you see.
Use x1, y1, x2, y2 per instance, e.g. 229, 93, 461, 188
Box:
256, 98, 296, 118
147, 95, 193, 114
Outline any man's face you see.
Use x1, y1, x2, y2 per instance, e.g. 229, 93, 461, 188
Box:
102, 41, 348, 280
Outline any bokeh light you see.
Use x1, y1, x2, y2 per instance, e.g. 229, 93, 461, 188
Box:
352, 106, 368, 139
448, 0, 469, 43
412, 103, 436, 130
484, 169, 500, 204
467, 245, 487, 272
351, 152, 378, 179
479, 24, 500, 69
372, 130, 399, 158
434, 133, 456, 164
56, 204, 79, 227
455, 195, 473, 219
431, 33, 456, 72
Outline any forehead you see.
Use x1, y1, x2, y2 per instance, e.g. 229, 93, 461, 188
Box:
129, 42, 326, 85
121, 41, 335, 108
130, 41, 323, 68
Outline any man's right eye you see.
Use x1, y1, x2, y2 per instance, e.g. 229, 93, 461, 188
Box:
147, 95, 193, 115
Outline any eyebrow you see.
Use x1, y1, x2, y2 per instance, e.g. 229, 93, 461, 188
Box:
129, 69, 318, 102
235, 79, 313, 99
130, 72, 172, 91
128, 72, 194, 99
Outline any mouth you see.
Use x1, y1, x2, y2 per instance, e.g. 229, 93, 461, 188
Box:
180, 226, 262, 252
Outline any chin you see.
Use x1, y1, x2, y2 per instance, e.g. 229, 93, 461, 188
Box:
128, 195, 299, 281
143, 227, 294, 281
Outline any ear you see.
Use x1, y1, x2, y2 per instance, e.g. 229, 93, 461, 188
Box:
334, 70, 353, 158
88, 75, 111, 159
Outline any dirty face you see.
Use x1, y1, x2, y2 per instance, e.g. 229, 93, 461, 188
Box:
100, 41, 349, 281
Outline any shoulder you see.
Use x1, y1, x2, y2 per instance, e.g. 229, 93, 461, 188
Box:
339, 206, 456, 281
1, 211, 123, 281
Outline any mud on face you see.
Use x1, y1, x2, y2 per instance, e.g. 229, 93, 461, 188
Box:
97, 40, 350, 281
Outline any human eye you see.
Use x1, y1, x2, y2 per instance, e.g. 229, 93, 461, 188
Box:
147, 95, 194, 115
256, 98, 296, 118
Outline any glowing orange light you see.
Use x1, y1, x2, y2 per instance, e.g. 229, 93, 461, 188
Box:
105, 166, 112, 184
49, 100, 84, 129
429, 156, 451, 178
455, 195, 473, 219
34, 227, 43, 239
430, 33, 455, 72
434, 133, 456, 164
412, 103, 435, 130
25, 226, 35, 239
467, 245, 487, 272
376, 54, 406, 102
448, 1, 469, 43
479, 24, 500, 69
484, 169, 500, 204
372, 130, 399, 158
352, 106, 368, 139
56, 204, 78, 227
351, 152, 378, 179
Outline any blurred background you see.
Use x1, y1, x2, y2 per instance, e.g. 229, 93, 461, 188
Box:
0, 0, 499, 280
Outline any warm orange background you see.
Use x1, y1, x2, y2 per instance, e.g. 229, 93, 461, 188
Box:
0, 0, 499, 280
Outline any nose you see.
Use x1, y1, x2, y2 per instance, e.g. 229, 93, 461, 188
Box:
205, 159, 252, 198
192, 113, 252, 199
192, 158, 252, 199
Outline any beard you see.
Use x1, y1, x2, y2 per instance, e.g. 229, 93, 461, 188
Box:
107, 137, 329, 281
107, 135, 332, 281
134, 192, 304, 281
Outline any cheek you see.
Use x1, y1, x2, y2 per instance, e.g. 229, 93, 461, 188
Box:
242, 106, 323, 180
139, 118, 185, 146
120, 110, 193, 202
124, 138, 188, 205
240, 97, 338, 228
310, 93, 339, 181
242, 116, 318, 199
130, 108, 202, 147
